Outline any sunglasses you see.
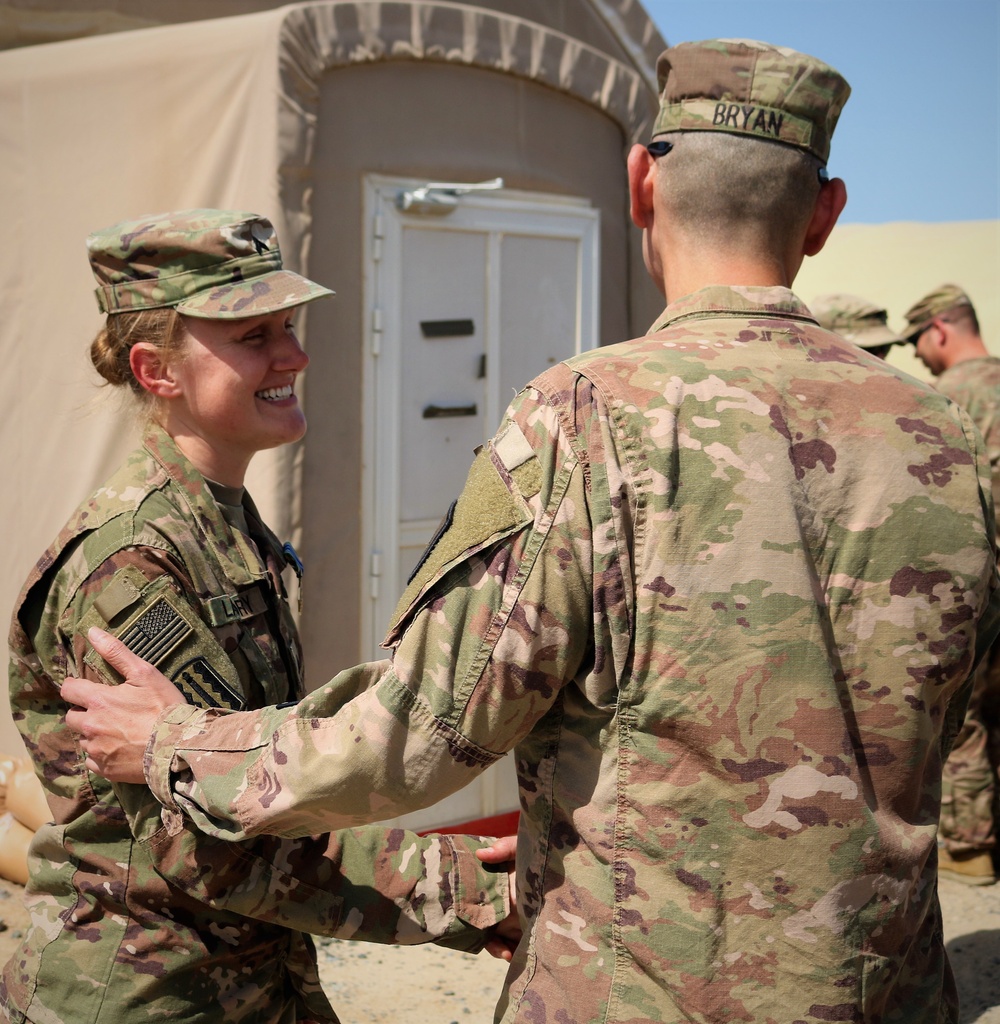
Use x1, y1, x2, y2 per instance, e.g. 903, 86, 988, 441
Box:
646, 138, 830, 184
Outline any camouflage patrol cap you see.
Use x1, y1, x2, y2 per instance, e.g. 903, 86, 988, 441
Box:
811, 293, 905, 350
900, 284, 975, 342
652, 39, 850, 163
87, 209, 333, 319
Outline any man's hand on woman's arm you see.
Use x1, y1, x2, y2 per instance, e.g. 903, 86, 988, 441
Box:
64, 626, 186, 783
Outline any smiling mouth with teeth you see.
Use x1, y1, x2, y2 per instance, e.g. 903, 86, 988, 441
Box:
256, 384, 294, 401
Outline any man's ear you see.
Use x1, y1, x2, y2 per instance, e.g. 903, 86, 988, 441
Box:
927, 319, 948, 351
627, 143, 657, 229
130, 343, 181, 399
802, 177, 848, 257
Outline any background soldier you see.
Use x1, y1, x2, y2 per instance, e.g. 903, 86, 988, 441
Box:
902, 284, 1000, 886
810, 292, 907, 359
66, 41, 1000, 1022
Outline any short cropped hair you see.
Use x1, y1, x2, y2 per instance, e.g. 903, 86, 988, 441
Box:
942, 304, 982, 337
656, 132, 824, 256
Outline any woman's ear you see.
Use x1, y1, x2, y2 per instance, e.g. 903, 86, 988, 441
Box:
802, 177, 848, 257
129, 343, 182, 399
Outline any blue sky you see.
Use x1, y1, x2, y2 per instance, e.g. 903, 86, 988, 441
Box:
639, 1, 1000, 224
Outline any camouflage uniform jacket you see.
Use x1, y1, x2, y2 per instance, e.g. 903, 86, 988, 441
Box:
3, 425, 507, 1024
934, 356, 1000, 529
140, 287, 1000, 1023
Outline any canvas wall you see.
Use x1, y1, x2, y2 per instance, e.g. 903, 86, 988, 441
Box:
0, 2, 660, 754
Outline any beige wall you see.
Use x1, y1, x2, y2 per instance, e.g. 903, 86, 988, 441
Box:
0, 3, 663, 756
794, 220, 1000, 381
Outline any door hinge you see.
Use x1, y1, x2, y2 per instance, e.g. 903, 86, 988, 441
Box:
370, 551, 381, 601
372, 213, 385, 262
371, 307, 383, 357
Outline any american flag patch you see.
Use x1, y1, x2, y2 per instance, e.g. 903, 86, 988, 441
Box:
119, 597, 192, 664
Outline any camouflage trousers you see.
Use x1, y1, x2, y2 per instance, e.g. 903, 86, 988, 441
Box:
941, 639, 1000, 853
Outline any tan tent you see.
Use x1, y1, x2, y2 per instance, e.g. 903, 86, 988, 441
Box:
0, 0, 667, 829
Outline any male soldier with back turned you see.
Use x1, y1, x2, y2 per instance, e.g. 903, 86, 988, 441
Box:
67, 40, 1000, 1023
902, 284, 1000, 886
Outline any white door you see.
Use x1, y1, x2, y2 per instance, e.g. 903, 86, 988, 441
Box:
361, 175, 599, 831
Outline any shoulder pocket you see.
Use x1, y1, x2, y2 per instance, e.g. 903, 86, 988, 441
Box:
383, 427, 538, 648
80, 567, 246, 710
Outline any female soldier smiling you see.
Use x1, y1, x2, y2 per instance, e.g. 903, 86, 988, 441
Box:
2, 210, 515, 1024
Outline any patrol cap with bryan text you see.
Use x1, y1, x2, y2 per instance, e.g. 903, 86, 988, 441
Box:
652, 38, 851, 164
88, 209, 333, 319
900, 284, 976, 342
811, 293, 906, 351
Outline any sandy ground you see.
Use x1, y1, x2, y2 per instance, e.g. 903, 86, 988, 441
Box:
0, 875, 996, 1022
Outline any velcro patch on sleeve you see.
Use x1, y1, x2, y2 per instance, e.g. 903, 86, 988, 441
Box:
496, 421, 541, 497
92, 566, 145, 622
82, 576, 245, 709
383, 445, 532, 646
172, 657, 246, 710
119, 596, 192, 664
494, 421, 534, 471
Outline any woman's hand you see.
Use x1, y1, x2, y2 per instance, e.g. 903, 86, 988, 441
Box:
477, 834, 521, 961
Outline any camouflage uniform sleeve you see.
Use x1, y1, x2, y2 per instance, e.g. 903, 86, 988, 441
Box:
134, 815, 510, 951
936, 362, 1000, 520
74, 552, 508, 949
939, 399, 1000, 760
144, 378, 595, 839
960, 400, 1000, 660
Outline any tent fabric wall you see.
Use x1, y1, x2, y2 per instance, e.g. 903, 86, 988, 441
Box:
271, 2, 656, 288
0, 0, 668, 70
0, 9, 290, 755
586, 0, 664, 88
265, 3, 661, 682
0, 1, 661, 756
0, 7, 157, 48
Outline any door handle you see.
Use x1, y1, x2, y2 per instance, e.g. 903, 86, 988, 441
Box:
420, 319, 475, 338
423, 403, 478, 419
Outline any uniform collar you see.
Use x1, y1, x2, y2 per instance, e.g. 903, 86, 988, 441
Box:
142, 424, 269, 586
649, 285, 818, 334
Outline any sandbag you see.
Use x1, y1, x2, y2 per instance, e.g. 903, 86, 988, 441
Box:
0, 757, 23, 815
6, 762, 49, 832
0, 812, 32, 886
